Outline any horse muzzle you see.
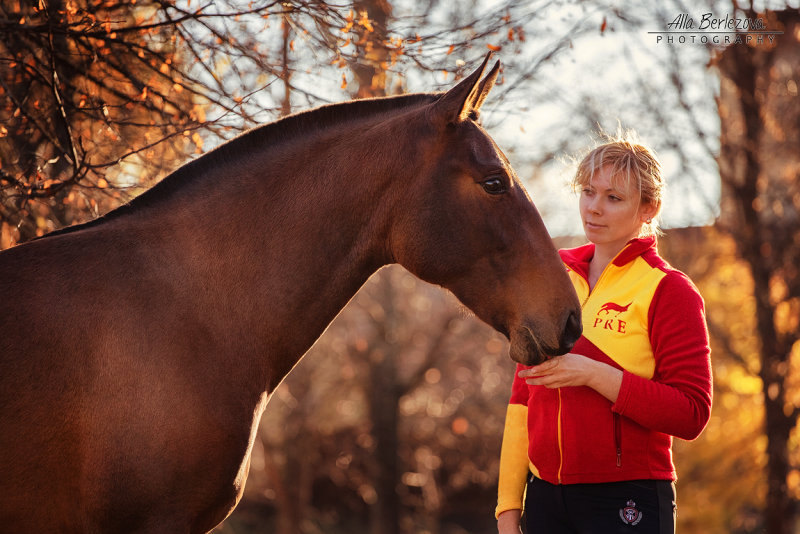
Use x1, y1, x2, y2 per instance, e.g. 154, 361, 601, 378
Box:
508, 310, 582, 366
508, 327, 547, 366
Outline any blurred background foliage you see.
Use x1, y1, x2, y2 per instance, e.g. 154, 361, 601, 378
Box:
1, 1, 799, 533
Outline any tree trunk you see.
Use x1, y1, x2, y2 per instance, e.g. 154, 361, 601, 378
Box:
350, 0, 392, 98
261, 439, 301, 534
281, 14, 292, 117
368, 270, 401, 534
715, 9, 800, 534
350, 3, 398, 530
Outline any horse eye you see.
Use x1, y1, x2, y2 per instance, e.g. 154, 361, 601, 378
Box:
481, 177, 506, 195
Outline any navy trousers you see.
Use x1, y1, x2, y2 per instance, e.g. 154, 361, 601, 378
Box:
524, 477, 676, 534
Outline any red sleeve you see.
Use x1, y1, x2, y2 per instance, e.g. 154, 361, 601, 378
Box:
509, 363, 531, 406
612, 271, 712, 440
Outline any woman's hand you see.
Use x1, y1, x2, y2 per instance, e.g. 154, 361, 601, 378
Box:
497, 509, 522, 534
518, 353, 623, 403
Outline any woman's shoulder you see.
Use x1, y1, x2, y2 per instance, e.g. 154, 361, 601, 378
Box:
640, 246, 695, 285
649, 261, 705, 313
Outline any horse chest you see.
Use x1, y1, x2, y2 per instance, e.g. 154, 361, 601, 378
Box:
76, 383, 267, 533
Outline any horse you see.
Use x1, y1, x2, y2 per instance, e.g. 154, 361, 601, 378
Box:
0, 54, 581, 533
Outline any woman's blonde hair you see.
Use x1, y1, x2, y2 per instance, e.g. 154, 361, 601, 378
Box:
571, 130, 664, 236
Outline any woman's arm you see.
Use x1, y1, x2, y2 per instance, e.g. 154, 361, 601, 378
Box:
613, 272, 712, 440
496, 365, 531, 521
521, 272, 712, 440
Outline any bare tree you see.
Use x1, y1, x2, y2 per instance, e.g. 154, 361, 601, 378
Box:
1, 0, 537, 248
714, 9, 800, 534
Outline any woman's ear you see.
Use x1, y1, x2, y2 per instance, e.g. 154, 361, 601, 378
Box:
640, 200, 660, 223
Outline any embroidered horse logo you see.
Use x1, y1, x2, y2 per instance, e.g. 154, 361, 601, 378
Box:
598, 301, 631, 317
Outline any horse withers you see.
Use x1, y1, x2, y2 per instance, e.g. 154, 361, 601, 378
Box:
0, 54, 581, 533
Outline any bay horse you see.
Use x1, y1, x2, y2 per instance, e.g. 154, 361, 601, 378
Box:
0, 54, 581, 533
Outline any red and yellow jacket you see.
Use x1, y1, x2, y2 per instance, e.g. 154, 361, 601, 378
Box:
496, 237, 712, 517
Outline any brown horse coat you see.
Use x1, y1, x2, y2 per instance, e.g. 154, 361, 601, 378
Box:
0, 55, 580, 533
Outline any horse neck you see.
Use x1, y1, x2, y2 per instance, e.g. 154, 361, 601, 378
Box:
147, 114, 411, 392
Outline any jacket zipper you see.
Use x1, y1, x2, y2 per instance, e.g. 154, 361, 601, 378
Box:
557, 388, 564, 483
580, 245, 628, 303
614, 413, 622, 467
566, 247, 628, 480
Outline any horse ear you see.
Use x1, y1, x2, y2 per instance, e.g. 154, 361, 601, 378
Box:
431, 52, 494, 124
470, 60, 500, 113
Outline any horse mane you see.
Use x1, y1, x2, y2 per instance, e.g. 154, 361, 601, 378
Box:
39, 92, 438, 240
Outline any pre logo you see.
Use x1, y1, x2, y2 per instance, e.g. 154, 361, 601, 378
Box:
593, 301, 632, 333
619, 499, 643, 526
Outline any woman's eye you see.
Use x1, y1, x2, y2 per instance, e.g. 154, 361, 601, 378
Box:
481, 177, 506, 195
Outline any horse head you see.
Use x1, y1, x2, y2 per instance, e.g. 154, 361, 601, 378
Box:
388, 54, 582, 365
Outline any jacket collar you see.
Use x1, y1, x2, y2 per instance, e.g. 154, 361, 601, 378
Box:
559, 236, 657, 278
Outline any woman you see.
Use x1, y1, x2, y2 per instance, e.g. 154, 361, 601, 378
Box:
496, 135, 712, 533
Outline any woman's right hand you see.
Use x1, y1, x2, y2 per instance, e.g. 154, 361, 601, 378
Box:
497, 509, 522, 534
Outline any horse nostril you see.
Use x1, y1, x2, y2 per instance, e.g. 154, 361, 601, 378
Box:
561, 310, 582, 351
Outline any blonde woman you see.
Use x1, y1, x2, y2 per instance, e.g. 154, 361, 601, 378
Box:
496, 135, 712, 534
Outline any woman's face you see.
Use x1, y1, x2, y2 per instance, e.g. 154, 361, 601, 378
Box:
579, 165, 655, 251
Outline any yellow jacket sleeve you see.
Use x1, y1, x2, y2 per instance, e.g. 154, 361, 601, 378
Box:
496, 403, 530, 518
